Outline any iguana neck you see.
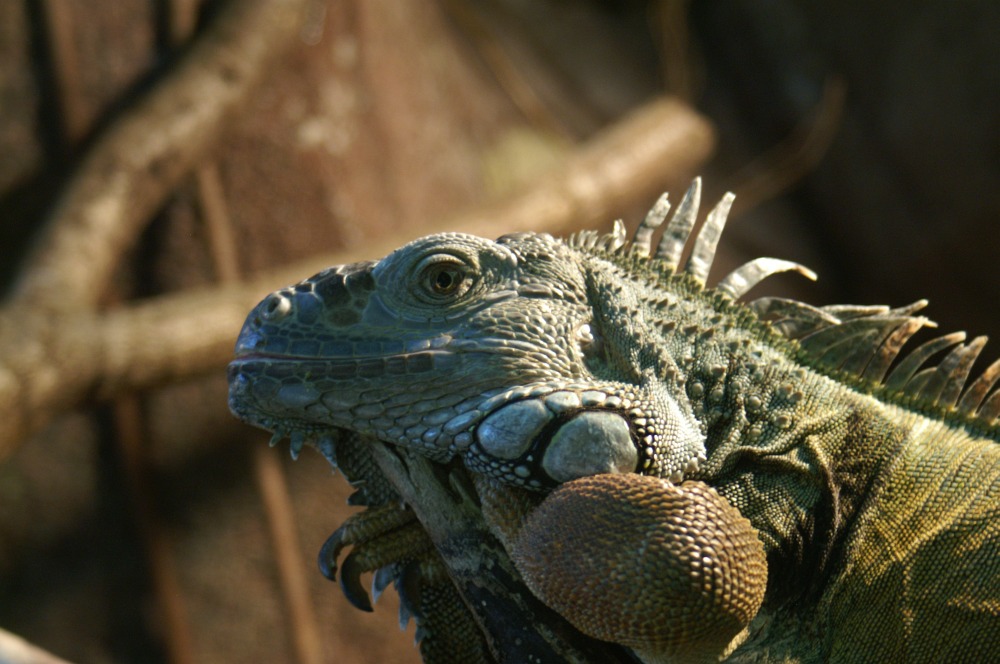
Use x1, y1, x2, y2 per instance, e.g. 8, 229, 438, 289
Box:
651, 289, 909, 600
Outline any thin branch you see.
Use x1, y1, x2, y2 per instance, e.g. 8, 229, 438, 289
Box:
9, 0, 311, 312
726, 76, 847, 217
113, 394, 196, 664
654, 0, 696, 101
39, 0, 88, 145
440, 0, 574, 139
197, 156, 323, 664
253, 444, 324, 664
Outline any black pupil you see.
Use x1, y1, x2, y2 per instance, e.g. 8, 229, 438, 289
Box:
434, 268, 458, 292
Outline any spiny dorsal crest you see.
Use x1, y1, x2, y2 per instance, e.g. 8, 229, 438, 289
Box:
568, 178, 1000, 427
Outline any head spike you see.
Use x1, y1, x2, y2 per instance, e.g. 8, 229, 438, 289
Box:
884, 332, 966, 392
823, 301, 929, 322
806, 325, 886, 374
861, 317, 929, 383
631, 192, 671, 256
748, 297, 840, 337
919, 336, 988, 407
716, 258, 817, 300
956, 357, 1000, 415
655, 178, 702, 270
798, 315, 920, 376
974, 385, 1000, 423
686, 192, 735, 285
568, 229, 600, 251
289, 431, 306, 460
610, 219, 628, 252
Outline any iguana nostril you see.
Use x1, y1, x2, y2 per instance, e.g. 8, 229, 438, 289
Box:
344, 267, 376, 294
261, 292, 292, 321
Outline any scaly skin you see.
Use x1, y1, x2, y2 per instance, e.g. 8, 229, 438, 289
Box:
229, 180, 1000, 662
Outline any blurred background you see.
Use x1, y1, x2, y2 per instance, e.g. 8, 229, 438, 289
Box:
0, 1, 997, 662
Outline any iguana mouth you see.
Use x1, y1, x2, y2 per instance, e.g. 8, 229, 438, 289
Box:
230, 328, 468, 376
229, 348, 460, 379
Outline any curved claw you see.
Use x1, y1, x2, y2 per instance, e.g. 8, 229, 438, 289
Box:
317, 504, 433, 617
372, 563, 398, 605
339, 550, 374, 612
346, 488, 369, 506
318, 524, 350, 581
396, 560, 426, 625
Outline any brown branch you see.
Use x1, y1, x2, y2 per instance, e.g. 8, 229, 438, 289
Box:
9, 0, 311, 312
252, 444, 324, 664
39, 0, 88, 145
0, 96, 713, 459
197, 155, 323, 664
113, 394, 196, 664
726, 76, 847, 217
440, 0, 574, 139
655, 0, 697, 101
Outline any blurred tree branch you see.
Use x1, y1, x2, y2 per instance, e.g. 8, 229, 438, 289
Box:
0, 0, 313, 456
0, 628, 75, 664
0, 95, 713, 459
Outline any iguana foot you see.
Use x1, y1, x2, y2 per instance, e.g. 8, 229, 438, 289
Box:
319, 502, 494, 662
319, 502, 433, 611
512, 473, 767, 664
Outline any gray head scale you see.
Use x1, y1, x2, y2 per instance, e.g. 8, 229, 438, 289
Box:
228, 230, 705, 488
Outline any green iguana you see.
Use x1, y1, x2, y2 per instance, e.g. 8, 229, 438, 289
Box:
228, 179, 1000, 663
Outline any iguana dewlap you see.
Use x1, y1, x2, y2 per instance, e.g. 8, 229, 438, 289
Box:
229, 179, 1000, 662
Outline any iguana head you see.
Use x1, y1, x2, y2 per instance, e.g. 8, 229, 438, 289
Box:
228, 229, 706, 489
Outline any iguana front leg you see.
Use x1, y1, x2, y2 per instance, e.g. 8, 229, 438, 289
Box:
312, 432, 495, 662
477, 473, 767, 664
319, 506, 495, 664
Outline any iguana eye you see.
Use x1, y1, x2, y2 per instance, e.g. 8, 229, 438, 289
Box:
416, 254, 472, 299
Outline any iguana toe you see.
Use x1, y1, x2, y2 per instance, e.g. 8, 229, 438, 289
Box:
320, 503, 494, 662
318, 503, 433, 610
338, 549, 377, 612
512, 473, 767, 663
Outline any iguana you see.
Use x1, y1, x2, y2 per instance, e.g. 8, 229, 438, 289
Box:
228, 179, 1000, 663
